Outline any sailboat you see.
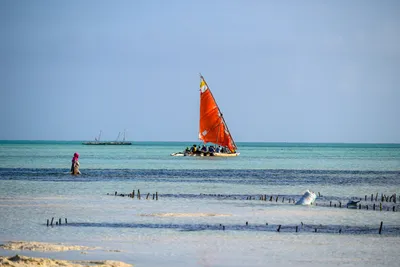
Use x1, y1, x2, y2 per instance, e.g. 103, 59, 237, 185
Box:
82, 130, 132, 145
171, 74, 239, 157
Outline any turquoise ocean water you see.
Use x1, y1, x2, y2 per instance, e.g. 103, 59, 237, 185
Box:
0, 141, 399, 266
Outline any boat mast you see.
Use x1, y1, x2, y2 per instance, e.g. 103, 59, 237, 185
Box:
199, 74, 238, 151
116, 132, 121, 141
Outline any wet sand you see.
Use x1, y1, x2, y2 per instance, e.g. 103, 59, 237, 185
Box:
0, 241, 130, 267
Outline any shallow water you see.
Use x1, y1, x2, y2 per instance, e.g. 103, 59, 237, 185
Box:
0, 141, 399, 266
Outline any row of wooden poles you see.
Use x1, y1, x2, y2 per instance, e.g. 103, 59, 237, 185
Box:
111, 190, 159, 200
227, 221, 386, 235
326, 200, 397, 212
244, 194, 398, 212
363, 193, 397, 203
250, 195, 297, 203
46, 217, 67, 226
251, 192, 397, 203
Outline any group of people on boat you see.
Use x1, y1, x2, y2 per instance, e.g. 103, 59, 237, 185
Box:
183, 144, 234, 156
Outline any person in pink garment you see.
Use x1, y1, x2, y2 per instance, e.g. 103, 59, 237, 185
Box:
70, 152, 81, 175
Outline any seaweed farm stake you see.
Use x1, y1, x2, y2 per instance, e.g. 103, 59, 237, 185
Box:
379, 221, 383, 234
50, 217, 54, 226
146, 193, 150, 200
47, 219, 49, 227
59, 218, 61, 225
277, 225, 281, 232
156, 192, 158, 200
138, 189, 141, 200
65, 218, 68, 224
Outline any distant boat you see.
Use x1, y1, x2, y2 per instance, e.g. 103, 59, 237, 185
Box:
83, 130, 132, 145
171, 74, 239, 157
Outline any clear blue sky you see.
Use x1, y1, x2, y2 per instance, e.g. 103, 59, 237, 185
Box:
1, 0, 399, 143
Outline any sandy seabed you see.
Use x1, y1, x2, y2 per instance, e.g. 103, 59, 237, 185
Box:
0, 241, 131, 267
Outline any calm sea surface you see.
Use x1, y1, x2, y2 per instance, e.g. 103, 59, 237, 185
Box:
0, 141, 399, 266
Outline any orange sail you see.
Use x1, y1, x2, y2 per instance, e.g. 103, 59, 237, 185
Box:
198, 75, 237, 152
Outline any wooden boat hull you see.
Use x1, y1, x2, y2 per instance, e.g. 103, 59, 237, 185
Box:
213, 152, 240, 157
170, 152, 239, 157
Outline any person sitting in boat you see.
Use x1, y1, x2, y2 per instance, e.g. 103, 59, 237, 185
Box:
190, 145, 197, 153
220, 147, 226, 153
208, 146, 215, 153
201, 145, 207, 152
185, 147, 190, 153
216, 146, 221, 153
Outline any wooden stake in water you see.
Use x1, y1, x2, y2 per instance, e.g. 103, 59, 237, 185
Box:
277, 225, 281, 232
47, 219, 49, 227
379, 221, 383, 234
50, 217, 54, 226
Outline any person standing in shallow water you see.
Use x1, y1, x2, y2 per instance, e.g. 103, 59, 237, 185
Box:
71, 152, 81, 175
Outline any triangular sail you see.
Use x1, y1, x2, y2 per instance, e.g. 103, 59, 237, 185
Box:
198, 75, 237, 152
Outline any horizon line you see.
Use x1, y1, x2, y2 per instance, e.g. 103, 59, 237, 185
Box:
0, 140, 400, 145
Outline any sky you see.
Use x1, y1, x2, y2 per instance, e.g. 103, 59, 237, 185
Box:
0, 0, 399, 143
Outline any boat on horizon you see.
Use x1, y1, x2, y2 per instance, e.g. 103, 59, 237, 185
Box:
82, 130, 132, 145
171, 74, 239, 157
